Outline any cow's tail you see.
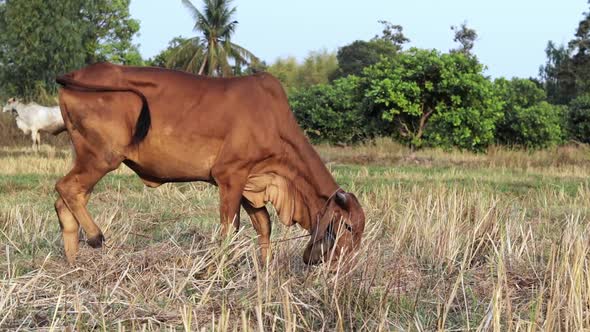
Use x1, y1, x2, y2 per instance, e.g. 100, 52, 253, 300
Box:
55, 75, 151, 145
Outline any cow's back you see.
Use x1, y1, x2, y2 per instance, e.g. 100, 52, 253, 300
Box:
58, 66, 316, 187
129, 70, 287, 165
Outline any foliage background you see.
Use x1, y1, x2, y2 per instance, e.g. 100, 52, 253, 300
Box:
1, 1, 590, 152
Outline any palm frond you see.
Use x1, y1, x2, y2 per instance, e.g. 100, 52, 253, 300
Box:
167, 37, 204, 73
179, 0, 257, 76
185, 49, 205, 73
180, 0, 201, 24
229, 42, 259, 63
220, 20, 238, 38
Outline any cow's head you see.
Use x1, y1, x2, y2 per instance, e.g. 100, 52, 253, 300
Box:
303, 190, 365, 266
2, 97, 17, 114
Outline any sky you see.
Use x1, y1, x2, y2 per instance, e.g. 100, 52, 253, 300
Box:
129, 0, 588, 79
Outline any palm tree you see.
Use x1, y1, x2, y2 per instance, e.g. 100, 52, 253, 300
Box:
165, 37, 206, 73
178, 0, 259, 76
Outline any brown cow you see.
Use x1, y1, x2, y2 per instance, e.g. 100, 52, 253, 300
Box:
54, 62, 365, 266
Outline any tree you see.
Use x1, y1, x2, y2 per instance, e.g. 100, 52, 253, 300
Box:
361, 48, 502, 151
295, 50, 338, 87
267, 56, 299, 90
148, 36, 205, 71
82, 0, 142, 65
268, 50, 338, 92
0, 0, 86, 99
333, 21, 407, 79
542, 3, 590, 104
333, 39, 399, 79
567, 94, 590, 143
375, 20, 410, 49
179, 0, 258, 76
0, 0, 142, 99
494, 78, 565, 148
289, 76, 364, 143
451, 22, 477, 55
540, 42, 577, 105
568, 4, 590, 98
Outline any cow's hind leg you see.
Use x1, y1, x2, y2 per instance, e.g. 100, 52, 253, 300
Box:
55, 159, 118, 262
55, 197, 80, 263
242, 199, 272, 264
36, 131, 41, 150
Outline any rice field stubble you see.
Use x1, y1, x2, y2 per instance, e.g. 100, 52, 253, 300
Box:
1, 142, 590, 331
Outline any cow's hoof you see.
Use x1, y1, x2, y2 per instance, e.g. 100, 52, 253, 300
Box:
87, 233, 105, 248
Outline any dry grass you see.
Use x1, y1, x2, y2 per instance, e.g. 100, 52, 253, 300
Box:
318, 138, 590, 174
1, 142, 590, 331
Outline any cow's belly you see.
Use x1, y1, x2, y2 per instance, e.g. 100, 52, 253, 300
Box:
42, 123, 65, 135
126, 136, 222, 185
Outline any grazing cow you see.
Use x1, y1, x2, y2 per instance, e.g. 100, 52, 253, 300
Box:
2, 98, 65, 150
55, 62, 365, 266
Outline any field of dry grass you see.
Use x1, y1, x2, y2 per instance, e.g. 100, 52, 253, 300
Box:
1, 140, 590, 330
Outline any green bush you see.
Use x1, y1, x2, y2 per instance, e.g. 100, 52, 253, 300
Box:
361, 48, 502, 151
500, 102, 565, 148
495, 78, 565, 148
567, 94, 590, 143
286, 49, 567, 151
289, 76, 365, 143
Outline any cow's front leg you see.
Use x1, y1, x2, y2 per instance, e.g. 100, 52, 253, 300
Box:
242, 199, 272, 264
213, 169, 248, 238
31, 130, 38, 151
36, 131, 41, 149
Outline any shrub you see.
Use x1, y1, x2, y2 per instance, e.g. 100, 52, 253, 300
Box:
361, 48, 502, 151
567, 94, 590, 143
495, 78, 565, 148
290, 76, 365, 144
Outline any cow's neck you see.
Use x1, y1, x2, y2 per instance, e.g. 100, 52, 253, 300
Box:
13, 102, 28, 117
280, 130, 339, 231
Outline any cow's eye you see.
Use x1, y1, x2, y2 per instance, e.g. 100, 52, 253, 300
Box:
342, 222, 353, 232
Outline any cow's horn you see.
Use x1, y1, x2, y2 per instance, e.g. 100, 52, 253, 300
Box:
335, 191, 347, 207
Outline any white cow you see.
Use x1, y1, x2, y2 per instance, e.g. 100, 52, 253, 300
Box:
2, 97, 65, 150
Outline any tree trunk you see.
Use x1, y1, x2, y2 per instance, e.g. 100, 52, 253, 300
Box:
415, 107, 434, 142
198, 55, 208, 75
